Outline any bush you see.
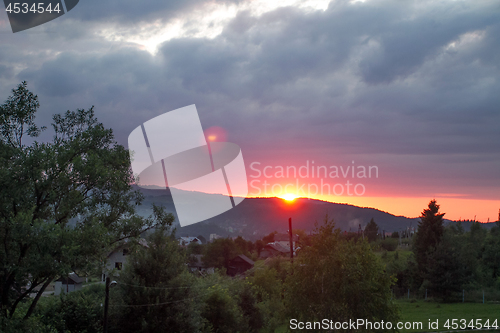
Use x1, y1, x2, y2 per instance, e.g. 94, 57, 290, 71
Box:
35, 283, 105, 333
379, 238, 398, 251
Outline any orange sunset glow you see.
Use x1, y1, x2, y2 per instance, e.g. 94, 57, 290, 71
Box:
280, 193, 298, 201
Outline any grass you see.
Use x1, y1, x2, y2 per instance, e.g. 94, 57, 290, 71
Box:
272, 300, 500, 332
397, 299, 500, 332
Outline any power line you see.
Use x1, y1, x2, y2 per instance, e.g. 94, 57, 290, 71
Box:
109, 291, 212, 308
116, 281, 214, 290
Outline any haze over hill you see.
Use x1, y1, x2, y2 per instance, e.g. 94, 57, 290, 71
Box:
133, 186, 496, 241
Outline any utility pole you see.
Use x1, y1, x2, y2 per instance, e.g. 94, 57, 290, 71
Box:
289, 218, 293, 264
104, 277, 110, 333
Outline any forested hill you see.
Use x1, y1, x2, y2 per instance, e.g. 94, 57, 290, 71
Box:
133, 186, 496, 241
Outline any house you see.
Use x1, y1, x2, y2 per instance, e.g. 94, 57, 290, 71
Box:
178, 236, 202, 246
274, 233, 299, 250
54, 273, 85, 295
210, 234, 221, 241
102, 238, 148, 281
259, 243, 290, 259
187, 254, 214, 275
227, 254, 254, 276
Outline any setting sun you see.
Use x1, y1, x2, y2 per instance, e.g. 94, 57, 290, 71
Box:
281, 193, 298, 201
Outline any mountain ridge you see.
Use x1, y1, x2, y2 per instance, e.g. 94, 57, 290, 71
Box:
132, 186, 496, 241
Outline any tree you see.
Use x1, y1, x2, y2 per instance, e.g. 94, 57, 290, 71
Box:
0, 82, 170, 322
234, 236, 249, 255
35, 283, 105, 333
254, 240, 264, 257
482, 226, 500, 284
285, 216, 399, 327
112, 228, 201, 333
364, 218, 379, 242
424, 229, 471, 301
262, 231, 277, 244
203, 238, 237, 271
413, 200, 445, 279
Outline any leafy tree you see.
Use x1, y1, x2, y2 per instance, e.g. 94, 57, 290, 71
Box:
111, 227, 201, 333
0, 82, 169, 321
378, 238, 398, 251
254, 240, 264, 257
481, 226, 500, 284
249, 266, 286, 332
187, 241, 204, 255
364, 218, 379, 242
197, 272, 262, 333
203, 238, 237, 271
262, 231, 277, 244
424, 228, 472, 301
234, 236, 249, 255
35, 283, 105, 333
285, 216, 399, 328
201, 284, 241, 333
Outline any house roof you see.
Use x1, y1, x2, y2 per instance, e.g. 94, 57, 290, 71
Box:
56, 272, 85, 284
231, 254, 255, 266
265, 243, 290, 253
179, 237, 201, 244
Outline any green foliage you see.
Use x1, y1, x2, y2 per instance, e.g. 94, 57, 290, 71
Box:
110, 229, 200, 333
364, 218, 379, 242
262, 231, 277, 244
482, 226, 500, 284
0, 81, 45, 147
413, 200, 445, 277
203, 238, 238, 271
36, 284, 105, 333
196, 272, 263, 333
249, 266, 286, 332
234, 236, 249, 256
423, 229, 471, 301
201, 283, 241, 333
0, 316, 57, 333
0, 82, 171, 320
285, 216, 399, 330
378, 238, 399, 251
187, 242, 204, 255
254, 240, 264, 257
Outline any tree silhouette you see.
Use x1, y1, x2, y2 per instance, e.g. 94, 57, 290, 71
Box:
364, 218, 379, 242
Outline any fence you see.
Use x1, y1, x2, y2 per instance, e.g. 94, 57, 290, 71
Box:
391, 287, 500, 303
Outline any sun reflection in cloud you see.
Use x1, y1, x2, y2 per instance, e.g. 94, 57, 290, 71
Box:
204, 126, 227, 142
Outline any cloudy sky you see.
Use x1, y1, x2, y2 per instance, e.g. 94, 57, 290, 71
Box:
1, 0, 499, 220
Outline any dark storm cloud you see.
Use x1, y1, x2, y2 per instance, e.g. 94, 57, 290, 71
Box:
2, 0, 500, 198
67, 0, 242, 23
152, 0, 500, 156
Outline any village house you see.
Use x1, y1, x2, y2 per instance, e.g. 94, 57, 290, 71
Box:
273, 233, 299, 250
259, 243, 291, 259
227, 254, 255, 276
187, 254, 214, 275
178, 236, 202, 246
102, 238, 148, 281
54, 273, 85, 295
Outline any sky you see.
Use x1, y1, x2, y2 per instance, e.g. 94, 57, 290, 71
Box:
1, 0, 499, 221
